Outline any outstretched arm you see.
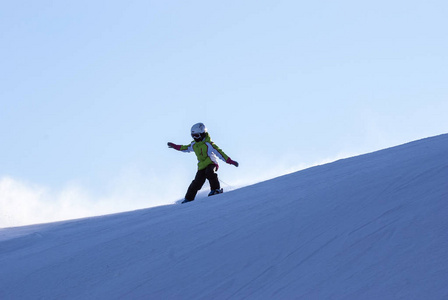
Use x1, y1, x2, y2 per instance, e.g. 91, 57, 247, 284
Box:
208, 142, 239, 167
167, 142, 194, 152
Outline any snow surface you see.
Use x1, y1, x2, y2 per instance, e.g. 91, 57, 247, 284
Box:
1, 134, 448, 299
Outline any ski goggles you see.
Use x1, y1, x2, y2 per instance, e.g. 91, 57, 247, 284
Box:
191, 133, 202, 139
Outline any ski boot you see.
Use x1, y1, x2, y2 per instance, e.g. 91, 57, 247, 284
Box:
208, 188, 223, 197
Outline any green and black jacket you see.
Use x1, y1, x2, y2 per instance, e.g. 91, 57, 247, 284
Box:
179, 133, 229, 170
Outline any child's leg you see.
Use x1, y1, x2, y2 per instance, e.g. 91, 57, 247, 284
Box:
184, 169, 207, 201
205, 164, 220, 191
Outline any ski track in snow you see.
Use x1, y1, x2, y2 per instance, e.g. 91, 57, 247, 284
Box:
0, 134, 448, 299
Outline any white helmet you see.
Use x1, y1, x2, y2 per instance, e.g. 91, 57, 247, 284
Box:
191, 123, 207, 141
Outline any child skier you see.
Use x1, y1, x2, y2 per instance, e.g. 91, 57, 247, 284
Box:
167, 123, 239, 203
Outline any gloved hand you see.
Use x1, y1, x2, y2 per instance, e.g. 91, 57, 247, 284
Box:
226, 157, 239, 167
167, 142, 181, 150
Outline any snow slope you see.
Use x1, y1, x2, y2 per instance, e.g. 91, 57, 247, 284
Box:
1, 134, 447, 300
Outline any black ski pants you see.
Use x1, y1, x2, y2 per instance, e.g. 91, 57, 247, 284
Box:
185, 164, 220, 201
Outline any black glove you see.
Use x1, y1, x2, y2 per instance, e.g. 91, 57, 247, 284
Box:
226, 157, 239, 167
167, 142, 181, 150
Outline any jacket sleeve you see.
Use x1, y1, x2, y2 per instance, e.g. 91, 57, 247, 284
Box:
208, 142, 229, 162
180, 142, 194, 152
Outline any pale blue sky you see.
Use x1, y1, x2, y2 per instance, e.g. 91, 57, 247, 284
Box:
1, 0, 447, 225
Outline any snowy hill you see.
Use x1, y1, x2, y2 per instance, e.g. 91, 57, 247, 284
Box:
1, 134, 447, 299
